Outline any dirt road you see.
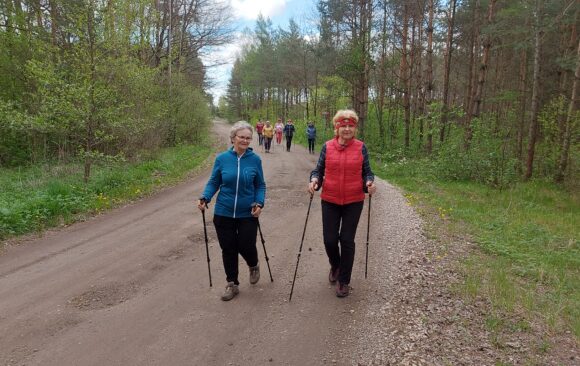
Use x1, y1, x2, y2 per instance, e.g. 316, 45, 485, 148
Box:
0, 119, 381, 366
2, 119, 576, 366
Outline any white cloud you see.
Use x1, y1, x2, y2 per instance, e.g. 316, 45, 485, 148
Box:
230, 0, 288, 20
203, 32, 252, 102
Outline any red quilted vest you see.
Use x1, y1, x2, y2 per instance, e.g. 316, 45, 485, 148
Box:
321, 138, 365, 205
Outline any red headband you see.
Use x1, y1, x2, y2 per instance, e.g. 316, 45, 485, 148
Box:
335, 117, 357, 129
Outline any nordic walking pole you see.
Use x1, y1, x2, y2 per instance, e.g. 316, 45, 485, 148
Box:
364, 195, 372, 279
289, 193, 314, 301
257, 220, 274, 282
201, 203, 212, 287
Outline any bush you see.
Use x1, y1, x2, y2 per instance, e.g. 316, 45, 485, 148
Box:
431, 119, 519, 188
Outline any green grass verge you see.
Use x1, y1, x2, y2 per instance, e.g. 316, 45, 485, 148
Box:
373, 158, 579, 340
0, 142, 212, 240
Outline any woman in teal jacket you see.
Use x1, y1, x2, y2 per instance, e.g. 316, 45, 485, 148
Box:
198, 121, 266, 301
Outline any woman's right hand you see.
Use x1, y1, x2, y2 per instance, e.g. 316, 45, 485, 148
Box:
197, 199, 207, 211
308, 179, 318, 195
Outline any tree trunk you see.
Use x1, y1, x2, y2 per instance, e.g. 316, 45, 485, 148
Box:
516, 47, 527, 171
401, 4, 411, 149
304, 47, 309, 119
34, 0, 43, 29
425, 0, 435, 153
85, 0, 97, 183
376, 0, 388, 148
13, 0, 26, 33
4, 0, 14, 35
555, 39, 579, 182
556, 15, 577, 164
524, 0, 543, 180
412, 14, 424, 148
313, 69, 319, 117
440, 0, 456, 143
48, 0, 58, 46
465, 0, 497, 149
350, 0, 371, 139
464, 0, 480, 120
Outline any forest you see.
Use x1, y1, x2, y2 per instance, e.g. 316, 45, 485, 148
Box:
1, 0, 578, 186
223, 0, 578, 188
1, 0, 233, 181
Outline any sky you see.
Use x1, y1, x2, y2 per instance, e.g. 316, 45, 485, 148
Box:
204, 0, 316, 104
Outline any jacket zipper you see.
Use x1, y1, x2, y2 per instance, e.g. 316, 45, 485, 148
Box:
233, 152, 244, 218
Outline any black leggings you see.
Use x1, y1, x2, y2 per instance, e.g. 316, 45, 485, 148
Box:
213, 215, 259, 285
321, 200, 364, 285
286, 135, 293, 151
265, 137, 272, 151
308, 138, 315, 153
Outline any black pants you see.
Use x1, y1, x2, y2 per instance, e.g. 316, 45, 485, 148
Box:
321, 200, 364, 285
286, 135, 293, 151
258, 133, 264, 146
213, 215, 259, 285
264, 137, 272, 151
308, 138, 315, 153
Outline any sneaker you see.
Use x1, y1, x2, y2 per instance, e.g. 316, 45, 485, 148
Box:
221, 282, 239, 301
249, 264, 260, 284
335, 282, 350, 298
328, 267, 339, 283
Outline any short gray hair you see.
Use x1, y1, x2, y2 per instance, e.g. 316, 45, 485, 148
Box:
230, 121, 253, 143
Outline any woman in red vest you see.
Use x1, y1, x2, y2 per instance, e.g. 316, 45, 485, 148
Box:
308, 109, 376, 297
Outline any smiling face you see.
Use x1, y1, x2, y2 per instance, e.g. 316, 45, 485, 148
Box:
232, 128, 253, 154
335, 117, 357, 144
337, 124, 356, 143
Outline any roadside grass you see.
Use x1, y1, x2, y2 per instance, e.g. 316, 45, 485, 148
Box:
373, 158, 579, 342
0, 142, 212, 240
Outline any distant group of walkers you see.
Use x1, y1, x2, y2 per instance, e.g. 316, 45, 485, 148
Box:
198, 109, 376, 301
255, 118, 297, 153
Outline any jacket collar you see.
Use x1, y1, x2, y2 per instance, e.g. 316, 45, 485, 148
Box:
229, 146, 254, 157
331, 136, 355, 151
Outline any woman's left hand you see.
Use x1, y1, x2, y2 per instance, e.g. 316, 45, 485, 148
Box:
366, 181, 377, 196
251, 205, 262, 217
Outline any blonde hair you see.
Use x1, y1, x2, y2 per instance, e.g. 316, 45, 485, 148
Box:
230, 121, 253, 143
332, 109, 359, 125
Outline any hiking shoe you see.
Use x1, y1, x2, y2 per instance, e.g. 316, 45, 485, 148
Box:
328, 267, 339, 283
221, 282, 239, 301
336, 282, 350, 298
249, 264, 260, 284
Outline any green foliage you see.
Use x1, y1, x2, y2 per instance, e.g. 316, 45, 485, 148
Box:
170, 75, 212, 144
0, 100, 34, 166
370, 113, 520, 188
535, 96, 571, 178
317, 76, 351, 113
376, 159, 580, 339
0, 0, 214, 176
431, 119, 519, 188
0, 142, 212, 239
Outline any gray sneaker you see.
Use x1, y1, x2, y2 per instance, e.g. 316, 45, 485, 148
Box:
221, 282, 239, 301
249, 264, 260, 284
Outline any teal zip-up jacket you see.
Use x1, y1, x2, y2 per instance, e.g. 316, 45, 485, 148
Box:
201, 147, 266, 218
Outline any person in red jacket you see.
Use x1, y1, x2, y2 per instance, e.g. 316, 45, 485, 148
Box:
308, 109, 376, 298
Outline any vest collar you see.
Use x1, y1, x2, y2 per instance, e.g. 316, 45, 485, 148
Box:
331, 136, 355, 151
